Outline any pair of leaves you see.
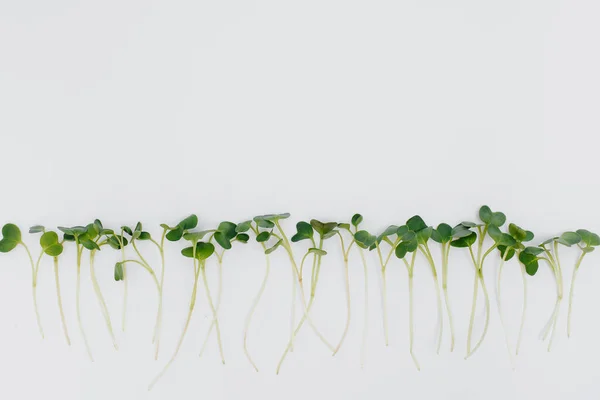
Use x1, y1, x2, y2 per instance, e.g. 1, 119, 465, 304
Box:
395, 230, 419, 259
519, 247, 544, 276
164, 215, 198, 242
351, 214, 363, 227
310, 219, 339, 239
131, 222, 151, 241
354, 230, 377, 249
253, 213, 290, 229
291, 221, 313, 242
181, 242, 215, 260
58, 225, 100, 251
39, 231, 63, 257
479, 205, 506, 227
0, 224, 21, 253
214, 221, 238, 250
576, 229, 600, 250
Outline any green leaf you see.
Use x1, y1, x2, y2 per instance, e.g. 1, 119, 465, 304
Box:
254, 214, 289, 227
265, 239, 283, 254
395, 241, 409, 259
108, 235, 128, 249
338, 223, 350, 230
291, 221, 313, 242
523, 246, 544, 256
540, 237, 558, 246
29, 225, 45, 234
183, 230, 214, 242
432, 223, 452, 243
558, 232, 581, 247
582, 247, 595, 253
93, 219, 104, 234
497, 245, 515, 261
310, 220, 338, 237
44, 244, 63, 257
236, 233, 250, 243
181, 242, 215, 260
509, 223, 527, 242
114, 262, 124, 281
63, 234, 75, 242
235, 221, 252, 233
460, 221, 478, 228
86, 223, 99, 239
322, 230, 338, 240
138, 232, 151, 240
179, 215, 198, 230
134, 222, 142, 233
406, 215, 427, 232
382, 225, 400, 237
524, 231, 534, 242
166, 226, 184, 242
255, 218, 275, 229
498, 233, 517, 247
40, 231, 59, 249
452, 226, 474, 238
576, 229, 600, 247
487, 224, 502, 241
121, 226, 133, 236
416, 226, 433, 244
519, 251, 539, 276
354, 230, 376, 248
308, 248, 327, 256
351, 214, 363, 227
490, 212, 506, 227
451, 232, 477, 248
0, 223, 21, 253
217, 221, 238, 240
214, 231, 232, 250
256, 231, 271, 242
79, 236, 100, 251
479, 206, 492, 224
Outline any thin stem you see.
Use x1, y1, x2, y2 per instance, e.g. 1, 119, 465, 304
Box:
441, 243, 456, 352
75, 243, 94, 361
466, 245, 479, 356
333, 255, 351, 355
243, 249, 271, 372
407, 252, 420, 371
376, 245, 389, 346
152, 229, 167, 360
90, 250, 118, 350
496, 251, 514, 367
54, 257, 71, 345
21, 243, 44, 339
119, 231, 127, 332
466, 269, 491, 359
567, 252, 586, 337
201, 263, 225, 364
515, 262, 528, 355
358, 247, 369, 368
198, 257, 224, 358
421, 243, 443, 354
148, 253, 200, 391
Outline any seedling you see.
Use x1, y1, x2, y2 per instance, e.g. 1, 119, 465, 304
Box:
493, 222, 536, 365
198, 220, 248, 361
450, 205, 508, 359
537, 231, 581, 350
566, 229, 600, 337
272, 214, 337, 374
352, 215, 377, 367
58, 224, 101, 361
29, 225, 69, 345
431, 222, 473, 351
148, 215, 215, 390
0, 223, 46, 338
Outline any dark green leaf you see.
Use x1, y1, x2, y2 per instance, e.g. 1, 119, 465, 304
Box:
498, 245, 515, 261
406, 215, 427, 232
235, 221, 252, 233
114, 262, 124, 281
308, 248, 327, 256
433, 223, 453, 243
179, 215, 198, 230
338, 223, 350, 230
479, 206, 492, 224
354, 230, 376, 248
490, 212, 506, 227
558, 231, 581, 247
451, 232, 477, 248
291, 221, 313, 242
523, 246, 544, 256
256, 231, 271, 242
576, 229, 600, 247
487, 224, 502, 241
217, 221, 237, 240
166, 226, 184, 242
351, 214, 363, 227
121, 226, 133, 236
29, 225, 45, 234
138, 232, 151, 240
524, 231, 534, 242
214, 231, 232, 250
265, 239, 283, 254
183, 230, 214, 242
509, 223, 527, 242
236, 233, 250, 243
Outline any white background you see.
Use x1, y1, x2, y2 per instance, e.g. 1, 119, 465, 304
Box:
1, 0, 600, 399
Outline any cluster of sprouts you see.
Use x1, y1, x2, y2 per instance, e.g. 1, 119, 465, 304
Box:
0, 206, 597, 389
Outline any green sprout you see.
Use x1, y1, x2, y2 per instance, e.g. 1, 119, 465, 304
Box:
0, 223, 45, 339
566, 229, 600, 337
271, 214, 337, 374
58, 224, 100, 361
537, 231, 581, 350
431, 222, 473, 352
198, 220, 248, 361
450, 205, 508, 360
148, 215, 215, 390
29, 226, 69, 345
350, 214, 376, 367
493, 222, 536, 366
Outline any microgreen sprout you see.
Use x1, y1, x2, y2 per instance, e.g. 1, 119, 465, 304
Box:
451, 205, 508, 360
198, 220, 248, 361
537, 231, 580, 350
149, 214, 214, 390
274, 214, 338, 374
566, 229, 600, 337
0, 223, 45, 339
29, 225, 70, 345
493, 222, 537, 365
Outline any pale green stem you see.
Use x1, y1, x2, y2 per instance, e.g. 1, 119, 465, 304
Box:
201, 263, 225, 364
358, 247, 369, 368
567, 252, 586, 338
332, 255, 351, 355
198, 256, 224, 358
406, 253, 420, 371
515, 262, 528, 355
21, 243, 44, 339
148, 250, 200, 391
496, 250, 514, 367
54, 257, 71, 345
90, 250, 118, 350
75, 243, 94, 361
441, 243, 456, 352
243, 246, 271, 372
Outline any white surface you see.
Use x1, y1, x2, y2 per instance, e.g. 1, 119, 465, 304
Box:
1, 0, 600, 399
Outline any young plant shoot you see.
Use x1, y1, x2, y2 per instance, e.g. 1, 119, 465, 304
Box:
493, 222, 537, 365
537, 231, 581, 350
275, 215, 337, 374
0, 224, 45, 339
566, 229, 600, 337
149, 214, 214, 390
198, 220, 248, 361
352, 215, 377, 367
29, 226, 70, 345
